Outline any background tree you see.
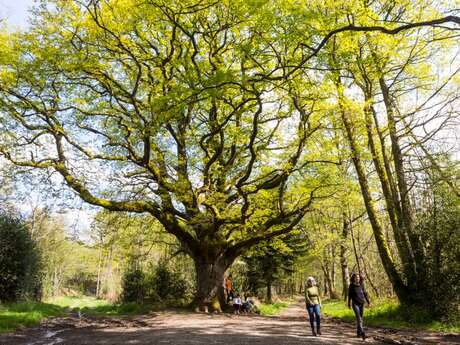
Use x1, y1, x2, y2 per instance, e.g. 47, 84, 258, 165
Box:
322, 0, 460, 315
242, 232, 307, 303
27, 208, 69, 297
92, 210, 192, 302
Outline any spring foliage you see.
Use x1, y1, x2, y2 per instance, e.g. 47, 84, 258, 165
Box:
1, 0, 460, 311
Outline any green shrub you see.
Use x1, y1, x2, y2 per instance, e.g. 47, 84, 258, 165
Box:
121, 268, 145, 303
147, 262, 189, 303
0, 211, 42, 302
415, 183, 460, 322
121, 261, 191, 305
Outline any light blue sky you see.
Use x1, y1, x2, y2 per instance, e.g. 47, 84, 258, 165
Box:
0, 0, 34, 28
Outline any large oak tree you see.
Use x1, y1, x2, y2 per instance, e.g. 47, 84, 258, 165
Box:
0, 0, 336, 310
0, 0, 459, 310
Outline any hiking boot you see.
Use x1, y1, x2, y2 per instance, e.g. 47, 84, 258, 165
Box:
311, 329, 317, 336
317, 327, 321, 335
361, 332, 366, 341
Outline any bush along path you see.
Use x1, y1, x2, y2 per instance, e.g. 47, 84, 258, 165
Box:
0, 300, 458, 345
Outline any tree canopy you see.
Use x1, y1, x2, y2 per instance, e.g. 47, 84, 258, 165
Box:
1, 0, 459, 310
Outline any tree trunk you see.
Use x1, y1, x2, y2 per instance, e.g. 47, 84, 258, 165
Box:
333, 74, 410, 302
360, 83, 417, 285
378, 76, 425, 287
322, 260, 339, 299
106, 246, 116, 302
359, 46, 424, 295
361, 258, 380, 297
266, 280, 272, 304
350, 219, 361, 273
323, 272, 329, 296
53, 266, 60, 297
191, 259, 228, 312
341, 212, 350, 300
96, 247, 103, 298
331, 245, 337, 295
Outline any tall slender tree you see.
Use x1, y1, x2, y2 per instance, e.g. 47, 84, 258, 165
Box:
326, 0, 460, 306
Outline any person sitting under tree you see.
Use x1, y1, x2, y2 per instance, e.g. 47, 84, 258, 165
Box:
233, 294, 242, 314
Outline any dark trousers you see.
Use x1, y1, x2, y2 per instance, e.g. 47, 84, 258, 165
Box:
226, 289, 234, 302
352, 302, 364, 335
306, 304, 321, 331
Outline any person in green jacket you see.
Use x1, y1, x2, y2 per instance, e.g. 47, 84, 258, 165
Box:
304, 276, 321, 336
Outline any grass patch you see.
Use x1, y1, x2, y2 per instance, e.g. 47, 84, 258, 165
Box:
80, 301, 152, 316
0, 296, 152, 333
0, 301, 65, 333
47, 296, 152, 316
47, 296, 111, 310
322, 299, 460, 333
259, 301, 289, 316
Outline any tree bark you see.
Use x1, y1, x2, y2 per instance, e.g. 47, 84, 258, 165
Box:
266, 280, 272, 304
191, 258, 229, 312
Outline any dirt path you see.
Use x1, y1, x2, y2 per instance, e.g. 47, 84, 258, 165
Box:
0, 302, 458, 345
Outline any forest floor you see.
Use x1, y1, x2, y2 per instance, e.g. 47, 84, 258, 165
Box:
0, 300, 458, 345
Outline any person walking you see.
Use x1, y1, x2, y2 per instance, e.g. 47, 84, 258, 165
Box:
305, 276, 321, 336
348, 273, 371, 340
